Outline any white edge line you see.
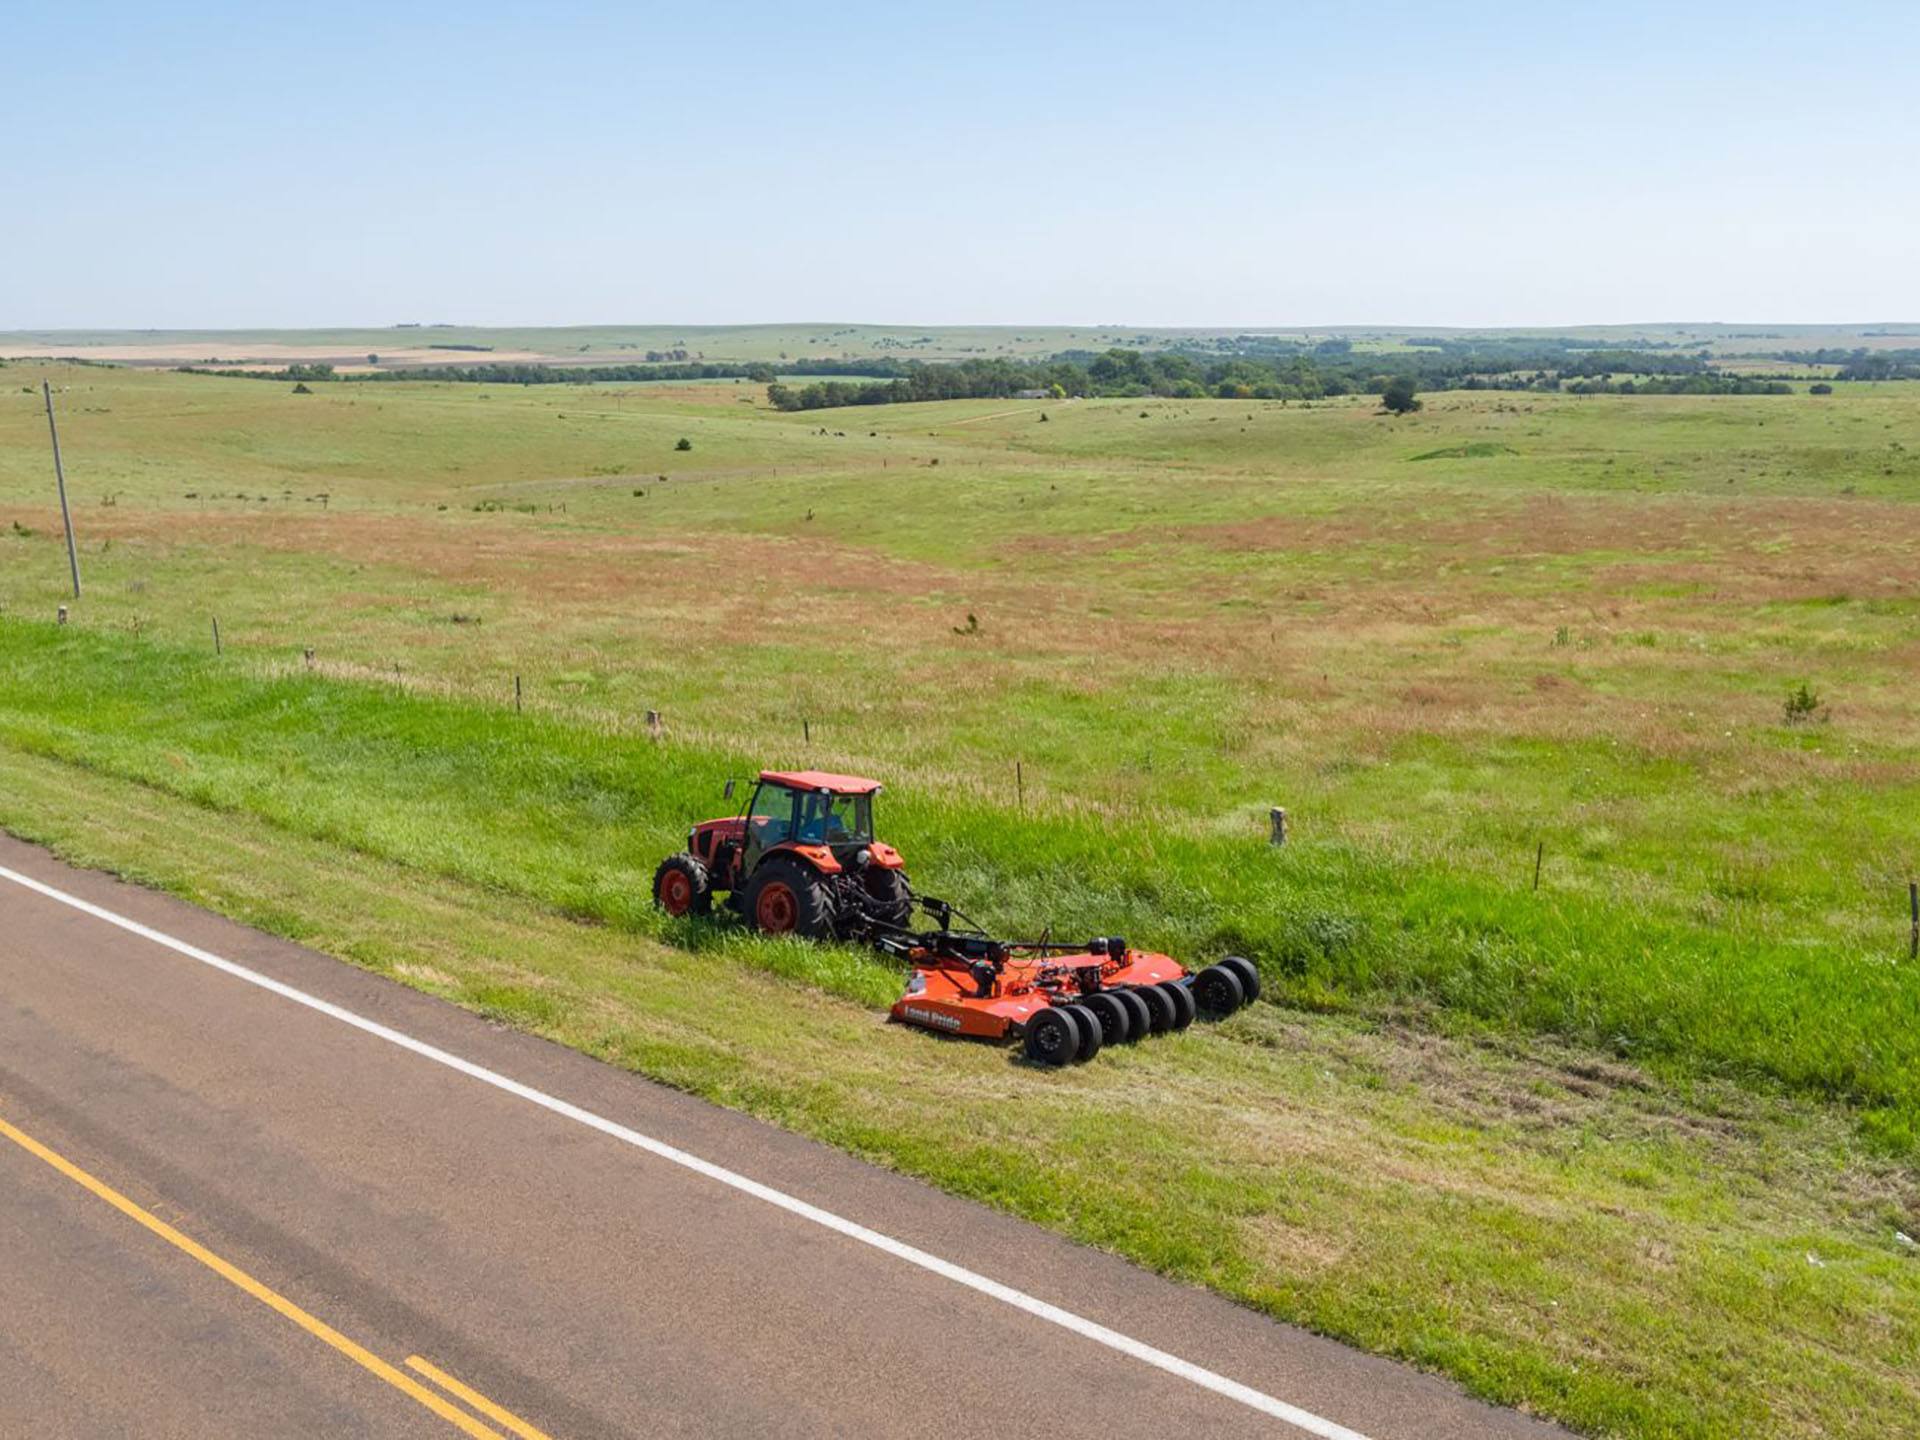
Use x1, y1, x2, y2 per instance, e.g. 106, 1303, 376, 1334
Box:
0, 860, 1373, 1440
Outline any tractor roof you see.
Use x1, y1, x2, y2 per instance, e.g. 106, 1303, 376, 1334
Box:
758, 769, 883, 795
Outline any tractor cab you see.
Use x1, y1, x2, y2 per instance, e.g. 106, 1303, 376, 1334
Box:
741, 771, 879, 872
656, 769, 910, 937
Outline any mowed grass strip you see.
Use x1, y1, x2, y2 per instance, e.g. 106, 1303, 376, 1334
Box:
3, 618, 1916, 1152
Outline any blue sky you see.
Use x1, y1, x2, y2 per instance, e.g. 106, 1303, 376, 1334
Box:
4, 1, 1916, 328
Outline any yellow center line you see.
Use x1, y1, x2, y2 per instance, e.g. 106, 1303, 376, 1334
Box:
407, 1355, 556, 1440
0, 1112, 506, 1440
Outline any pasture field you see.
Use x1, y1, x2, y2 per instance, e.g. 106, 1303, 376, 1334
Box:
1, 362, 1917, 1437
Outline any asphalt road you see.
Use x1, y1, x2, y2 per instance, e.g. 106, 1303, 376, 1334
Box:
0, 833, 1569, 1439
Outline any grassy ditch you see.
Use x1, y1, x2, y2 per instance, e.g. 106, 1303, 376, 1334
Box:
2, 618, 1916, 1149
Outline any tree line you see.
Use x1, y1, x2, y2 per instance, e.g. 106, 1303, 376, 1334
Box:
179, 342, 1836, 412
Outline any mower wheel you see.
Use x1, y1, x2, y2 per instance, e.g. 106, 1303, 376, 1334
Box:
1113, 988, 1152, 1040
1023, 1007, 1082, 1067
1133, 983, 1177, 1035
1221, 955, 1262, 1004
861, 866, 913, 926
652, 853, 711, 917
1060, 1004, 1103, 1062
1159, 981, 1196, 1030
742, 856, 835, 938
1080, 993, 1132, 1047
1191, 964, 1246, 1017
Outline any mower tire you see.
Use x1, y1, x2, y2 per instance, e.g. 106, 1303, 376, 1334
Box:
1080, 993, 1132, 1047
1113, 988, 1152, 1040
1191, 964, 1246, 1017
1159, 980, 1196, 1030
1221, 955, 1262, 1004
1023, 1007, 1083, 1067
1060, 1004, 1103, 1062
1133, 983, 1178, 1035
652, 853, 711, 917
742, 856, 835, 938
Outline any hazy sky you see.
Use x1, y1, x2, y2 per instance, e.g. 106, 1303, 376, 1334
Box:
5, 1, 1916, 330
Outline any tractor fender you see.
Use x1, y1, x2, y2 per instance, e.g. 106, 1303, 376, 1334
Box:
773, 842, 842, 873
866, 842, 906, 870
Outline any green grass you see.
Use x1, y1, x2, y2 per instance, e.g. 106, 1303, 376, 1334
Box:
0, 738, 1913, 1440
3, 361, 1920, 1435
3, 620, 1917, 1145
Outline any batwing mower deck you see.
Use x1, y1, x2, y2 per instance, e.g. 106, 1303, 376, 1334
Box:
655, 769, 1260, 1066
870, 897, 1260, 1066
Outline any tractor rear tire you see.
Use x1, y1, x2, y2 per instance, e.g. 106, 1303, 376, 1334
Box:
1160, 981, 1196, 1030
1113, 988, 1152, 1040
1221, 955, 1262, 1004
1191, 965, 1246, 1017
652, 854, 711, 917
862, 867, 913, 926
742, 857, 835, 938
1081, 993, 1132, 1047
1060, 1004, 1103, 1062
1023, 1007, 1082, 1067
1134, 984, 1177, 1035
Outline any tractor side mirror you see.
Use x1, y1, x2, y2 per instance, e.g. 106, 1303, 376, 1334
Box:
723, 778, 736, 800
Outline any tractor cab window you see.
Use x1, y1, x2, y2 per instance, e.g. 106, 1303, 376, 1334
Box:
747, 786, 800, 854
796, 791, 871, 845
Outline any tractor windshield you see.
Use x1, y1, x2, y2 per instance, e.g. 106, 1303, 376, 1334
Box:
795, 790, 872, 845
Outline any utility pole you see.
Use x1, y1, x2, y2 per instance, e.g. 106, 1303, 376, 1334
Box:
42, 381, 81, 598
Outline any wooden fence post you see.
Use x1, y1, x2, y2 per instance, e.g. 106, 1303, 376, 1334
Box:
1269, 807, 1287, 846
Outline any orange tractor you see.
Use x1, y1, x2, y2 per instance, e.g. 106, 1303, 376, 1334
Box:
654, 769, 1260, 1064
653, 770, 911, 937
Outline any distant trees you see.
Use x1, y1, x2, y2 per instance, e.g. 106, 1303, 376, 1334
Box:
184, 341, 1818, 417
1809, 382, 1834, 395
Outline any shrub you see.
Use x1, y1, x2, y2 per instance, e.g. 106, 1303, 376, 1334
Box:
1381, 376, 1422, 415
1782, 682, 1826, 725
1809, 382, 1833, 395
674, 437, 692, 451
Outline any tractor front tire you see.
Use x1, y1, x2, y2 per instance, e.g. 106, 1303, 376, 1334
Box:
862, 867, 913, 926
1023, 1007, 1082, 1067
653, 854, 711, 917
743, 857, 835, 938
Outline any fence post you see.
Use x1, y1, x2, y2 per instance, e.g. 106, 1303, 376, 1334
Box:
212, 616, 221, 654
514, 674, 522, 713
1910, 880, 1917, 961
1534, 841, 1544, 892
1016, 760, 1024, 813
1269, 807, 1287, 846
